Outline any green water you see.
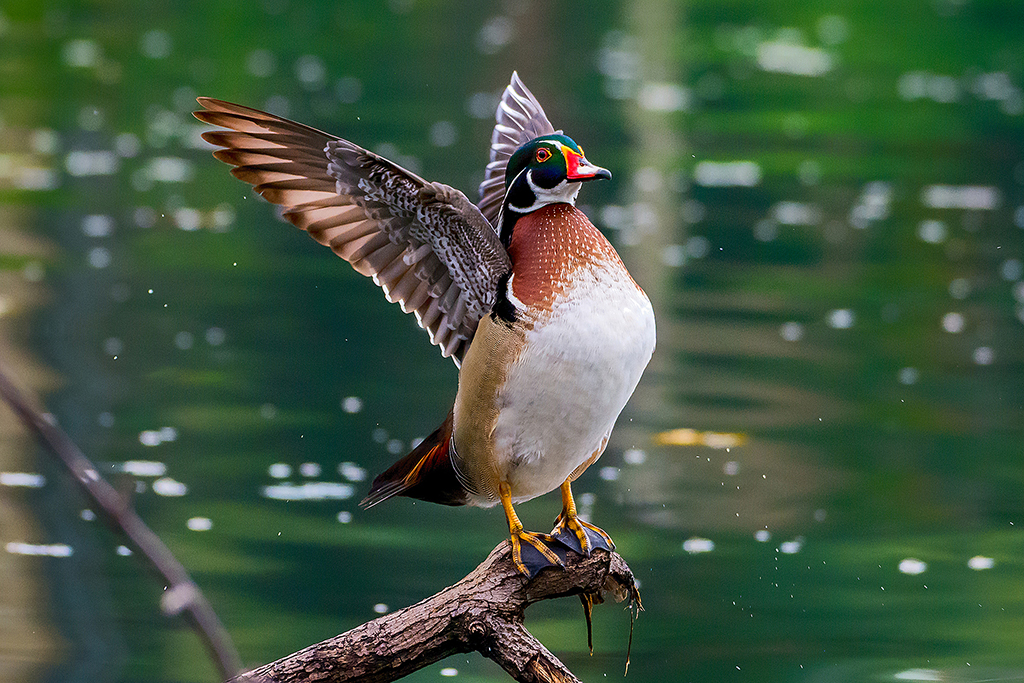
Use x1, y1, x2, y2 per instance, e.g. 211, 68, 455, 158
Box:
2, 1, 1023, 682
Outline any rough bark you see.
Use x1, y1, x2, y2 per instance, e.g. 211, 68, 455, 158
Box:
235, 542, 640, 683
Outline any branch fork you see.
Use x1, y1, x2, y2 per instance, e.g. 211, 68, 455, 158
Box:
236, 541, 640, 683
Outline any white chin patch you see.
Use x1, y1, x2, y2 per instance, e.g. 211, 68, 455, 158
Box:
509, 172, 581, 213
539, 180, 582, 205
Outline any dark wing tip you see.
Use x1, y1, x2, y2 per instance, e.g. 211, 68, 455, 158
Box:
359, 479, 409, 509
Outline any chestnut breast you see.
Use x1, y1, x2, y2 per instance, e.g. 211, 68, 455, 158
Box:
505, 203, 638, 313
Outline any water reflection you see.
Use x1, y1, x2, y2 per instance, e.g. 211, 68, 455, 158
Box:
260, 482, 355, 501
1, 0, 1023, 681
0, 471, 47, 488
152, 477, 187, 497
6, 542, 74, 557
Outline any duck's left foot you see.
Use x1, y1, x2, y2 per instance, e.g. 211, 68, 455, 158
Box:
550, 512, 615, 557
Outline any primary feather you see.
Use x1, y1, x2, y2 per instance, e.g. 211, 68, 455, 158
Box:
194, 98, 511, 364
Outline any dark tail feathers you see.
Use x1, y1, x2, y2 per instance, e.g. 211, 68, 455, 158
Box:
359, 411, 469, 508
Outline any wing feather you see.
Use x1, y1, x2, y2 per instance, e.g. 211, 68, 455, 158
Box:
477, 72, 557, 226
194, 97, 511, 364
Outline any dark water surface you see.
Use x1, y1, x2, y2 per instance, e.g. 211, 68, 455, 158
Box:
2, 1, 1023, 682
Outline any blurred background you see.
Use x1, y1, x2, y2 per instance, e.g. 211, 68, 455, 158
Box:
1, 0, 1023, 681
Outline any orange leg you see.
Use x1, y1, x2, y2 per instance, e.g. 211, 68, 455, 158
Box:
551, 479, 615, 556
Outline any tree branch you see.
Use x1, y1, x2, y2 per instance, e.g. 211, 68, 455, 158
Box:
235, 541, 640, 683
0, 361, 242, 680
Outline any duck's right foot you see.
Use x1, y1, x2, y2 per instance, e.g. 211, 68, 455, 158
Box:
509, 528, 567, 578
501, 481, 569, 577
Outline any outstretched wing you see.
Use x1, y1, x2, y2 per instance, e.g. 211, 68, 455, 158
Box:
194, 98, 510, 365
477, 71, 558, 226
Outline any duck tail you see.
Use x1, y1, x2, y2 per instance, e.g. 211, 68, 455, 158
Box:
359, 411, 469, 508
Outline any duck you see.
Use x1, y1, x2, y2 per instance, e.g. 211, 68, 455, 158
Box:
194, 72, 656, 577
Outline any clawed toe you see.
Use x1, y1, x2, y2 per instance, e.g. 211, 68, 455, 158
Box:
509, 529, 569, 578
501, 480, 616, 579
550, 513, 615, 556
550, 479, 615, 556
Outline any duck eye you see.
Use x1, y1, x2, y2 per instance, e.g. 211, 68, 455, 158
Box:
535, 148, 551, 163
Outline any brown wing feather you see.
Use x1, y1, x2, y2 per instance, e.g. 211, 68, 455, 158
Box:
194, 97, 510, 364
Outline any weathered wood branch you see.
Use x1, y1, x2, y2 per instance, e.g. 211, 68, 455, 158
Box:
235, 541, 640, 683
0, 362, 243, 680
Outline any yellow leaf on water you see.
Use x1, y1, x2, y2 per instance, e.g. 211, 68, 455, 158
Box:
653, 428, 748, 449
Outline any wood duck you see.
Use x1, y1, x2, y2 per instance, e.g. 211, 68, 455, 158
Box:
194, 72, 656, 577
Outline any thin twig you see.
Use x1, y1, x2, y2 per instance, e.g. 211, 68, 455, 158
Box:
0, 360, 242, 681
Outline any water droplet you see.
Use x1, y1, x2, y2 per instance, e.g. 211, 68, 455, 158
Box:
898, 558, 927, 575
967, 556, 994, 570
87, 247, 111, 269
82, 214, 114, 237
999, 259, 1022, 281
477, 15, 514, 54
335, 76, 362, 104
917, 219, 947, 244
246, 49, 276, 78
898, 367, 919, 385
973, 346, 995, 366
683, 537, 714, 554
140, 30, 172, 59
941, 312, 965, 333
338, 462, 367, 482
622, 448, 646, 465
205, 327, 226, 346
780, 321, 804, 341
299, 462, 322, 478
153, 478, 188, 497
429, 121, 458, 148
268, 463, 291, 479
294, 54, 326, 90
779, 538, 803, 554
186, 517, 212, 531
174, 331, 194, 350
827, 309, 855, 329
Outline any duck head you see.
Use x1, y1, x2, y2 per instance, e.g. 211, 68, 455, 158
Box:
499, 134, 610, 244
